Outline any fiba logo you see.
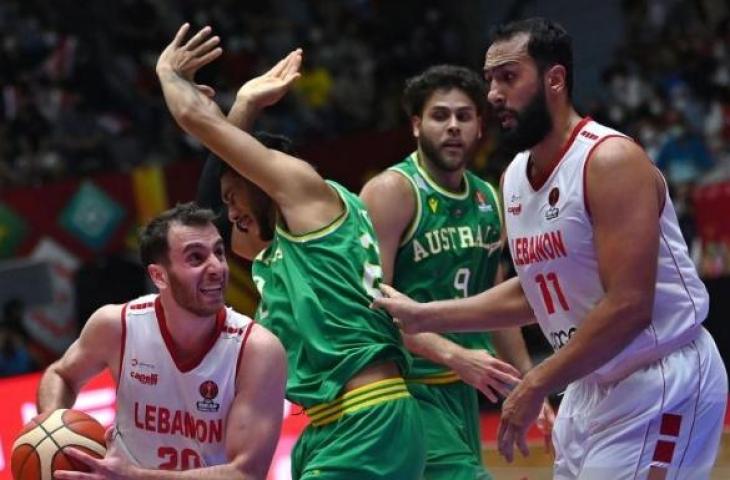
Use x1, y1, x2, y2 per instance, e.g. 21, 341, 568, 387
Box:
196, 380, 220, 412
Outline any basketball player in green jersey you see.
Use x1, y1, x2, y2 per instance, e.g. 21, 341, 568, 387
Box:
361, 65, 554, 480
156, 24, 425, 479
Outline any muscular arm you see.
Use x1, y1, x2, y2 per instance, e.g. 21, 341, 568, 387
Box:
524, 138, 662, 395
361, 172, 521, 398
37, 304, 122, 413
156, 25, 340, 235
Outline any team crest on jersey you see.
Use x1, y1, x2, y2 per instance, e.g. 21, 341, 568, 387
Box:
474, 191, 493, 213
196, 380, 220, 412
545, 187, 560, 221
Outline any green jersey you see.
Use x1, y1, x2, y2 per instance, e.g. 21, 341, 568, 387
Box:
252, 181, 409, 408
391, 153, 503, 380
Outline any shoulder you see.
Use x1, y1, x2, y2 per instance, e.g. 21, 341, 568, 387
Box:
235, 323, 286, 386
86, 304, 125, 332
361, 170, 415, 201
241, 324, 286, 367
76, 304, 124, 350
588, 136, 652, 173
360, 170, 417, 231
586, 137, 663, 214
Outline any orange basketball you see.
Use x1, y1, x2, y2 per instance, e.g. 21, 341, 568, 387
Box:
11, 409, 107, 480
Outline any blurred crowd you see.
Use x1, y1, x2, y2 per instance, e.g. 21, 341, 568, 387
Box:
0, 0, 472, 188
587, 0, 730, 271
2, 0, 730, 378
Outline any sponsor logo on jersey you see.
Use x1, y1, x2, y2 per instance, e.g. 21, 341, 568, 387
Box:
196, 380, 220, 412
545, 187, 560, 220
508, 193, 521, 215
130, 371, 158, 385
549, 327, 576, 350
130, 358, 156, 369
580, 130, 599, 140
451, 207, 463, 218
428, 197, 439, 213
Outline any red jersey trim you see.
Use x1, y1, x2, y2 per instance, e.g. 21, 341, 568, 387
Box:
528, 116, 591, 192
154, 296, 227, 373
117, 302, 129, 391
583, 134, 627, 219
235, 321, 256, 384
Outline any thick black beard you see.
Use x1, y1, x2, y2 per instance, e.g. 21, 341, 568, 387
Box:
497, 86, 553, 153
419, 134, 470, 173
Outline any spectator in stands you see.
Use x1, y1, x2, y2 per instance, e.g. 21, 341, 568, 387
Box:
0, 299, 37, 377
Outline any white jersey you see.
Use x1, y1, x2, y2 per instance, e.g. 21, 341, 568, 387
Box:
503, 118, 709, 383
109, 294, 253, 469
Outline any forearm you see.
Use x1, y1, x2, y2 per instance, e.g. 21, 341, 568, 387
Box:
157, 67, 221, 132
37, 363, 79, 413
402, 333, 465, 370
421, 277, 535, 332
226, 96, 260, 131
491, 328, 533, 375
527, 297, 650, 394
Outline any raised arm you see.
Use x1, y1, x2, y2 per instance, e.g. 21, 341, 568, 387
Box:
155, 24, 340, 235
56, 324, 287, 480
37, 304, 122, 413
360, 172, 521, 401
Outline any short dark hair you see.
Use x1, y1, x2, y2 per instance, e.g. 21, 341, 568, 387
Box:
491, 17, 573, 98
402, 65, 487, 117
209, 132, 296, 243
139, 202, 217, 266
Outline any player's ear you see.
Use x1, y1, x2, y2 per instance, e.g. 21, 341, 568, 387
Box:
545, 64, 566, 96
411, 115, 422, 139
147, 264, 168, 290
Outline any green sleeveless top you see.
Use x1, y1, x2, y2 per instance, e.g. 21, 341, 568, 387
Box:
391, 153, 503, 380
252, 181, 410, 408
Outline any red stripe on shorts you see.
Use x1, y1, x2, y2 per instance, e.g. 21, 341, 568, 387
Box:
659, 413, 682, 437
653, 440, 676, 463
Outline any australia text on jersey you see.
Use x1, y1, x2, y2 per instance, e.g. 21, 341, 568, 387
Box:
412, 224, 501, 262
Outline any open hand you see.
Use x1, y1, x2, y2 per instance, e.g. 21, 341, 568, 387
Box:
235, 49, 303, 110
156, 23, 223, 97
497, 373, 546, 463
450, 348, 522, 403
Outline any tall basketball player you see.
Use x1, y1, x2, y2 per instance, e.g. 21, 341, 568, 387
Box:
373, 17, 728, 480
156, 24, 426, 479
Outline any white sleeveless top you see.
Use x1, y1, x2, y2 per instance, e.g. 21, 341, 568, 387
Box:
109, 294, 253, 469
503, 118, 709, 383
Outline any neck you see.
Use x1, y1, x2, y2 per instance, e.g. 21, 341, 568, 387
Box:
529, 106, 582, 181
158, 294, 218, 357
417, 149, 465, 192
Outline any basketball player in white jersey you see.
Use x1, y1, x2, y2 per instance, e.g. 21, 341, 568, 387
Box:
373, 17, 728, 479
37, 203, 287, 479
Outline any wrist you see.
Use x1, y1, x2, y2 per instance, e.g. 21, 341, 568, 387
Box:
523, 366, 551, 397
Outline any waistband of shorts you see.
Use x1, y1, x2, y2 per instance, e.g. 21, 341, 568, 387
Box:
406, 370, 461, 385
305, 377, 410, 427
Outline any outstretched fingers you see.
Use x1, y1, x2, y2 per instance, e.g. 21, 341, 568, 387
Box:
183, 25, 213, 51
